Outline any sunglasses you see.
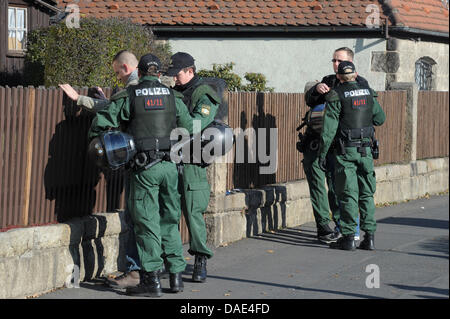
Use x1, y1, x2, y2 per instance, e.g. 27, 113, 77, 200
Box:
331, 59, 345, 63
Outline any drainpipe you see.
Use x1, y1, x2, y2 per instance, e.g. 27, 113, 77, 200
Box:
385, 17, 390, 39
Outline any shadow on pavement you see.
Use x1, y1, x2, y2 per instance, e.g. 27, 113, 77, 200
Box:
207, 274, 381, 299
378, 217, 449, 230
248, 228, 329, 249
388, 284, 449, 298
418, 236, 449, 255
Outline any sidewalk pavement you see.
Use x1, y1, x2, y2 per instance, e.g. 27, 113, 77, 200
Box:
38, 194, 448, 301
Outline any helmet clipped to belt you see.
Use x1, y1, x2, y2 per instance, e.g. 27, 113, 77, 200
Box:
88, 131, 137, 170
171, 119, 234, 167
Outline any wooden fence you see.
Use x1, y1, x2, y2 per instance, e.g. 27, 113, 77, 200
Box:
0, 86, 448, 232
225, 90, 410, 190
417, 91, 449, 160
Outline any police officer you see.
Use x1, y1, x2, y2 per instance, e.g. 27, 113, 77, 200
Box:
89, 54, 195, 297
317, 61, 386, 251
304, 47, 366, 243
165, 52, 220, 282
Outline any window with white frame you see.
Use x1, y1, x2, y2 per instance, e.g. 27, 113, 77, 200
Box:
8, 6, 27, 51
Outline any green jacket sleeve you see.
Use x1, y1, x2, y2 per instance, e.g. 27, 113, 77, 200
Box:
175, 97, 194, 134
318, 92, 341, 159
88, 97, 130, 140
190, 94, 219, 131
77, 95, 109, 113
372, 95, 386, 127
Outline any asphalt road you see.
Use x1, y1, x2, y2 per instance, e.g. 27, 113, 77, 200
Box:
38, 194, 448, 302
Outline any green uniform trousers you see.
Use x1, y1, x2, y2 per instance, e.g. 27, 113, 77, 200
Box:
302, 146, 340, 229
333, 147, 377, 236
181, 163, 213, 258
128, 161, 186, 274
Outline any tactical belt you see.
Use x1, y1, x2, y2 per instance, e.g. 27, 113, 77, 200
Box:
134, 150, 171, 172
344, 141, 371, 148
341, 126, 374, 140
135, 137, 172, 153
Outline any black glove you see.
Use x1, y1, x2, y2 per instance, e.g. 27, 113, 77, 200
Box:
318, 157, 327, 172
93, 87, 108, 100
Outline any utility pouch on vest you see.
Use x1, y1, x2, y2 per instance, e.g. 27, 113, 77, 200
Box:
296, 132, 306, 153
337, 138, 346, 155
371, 139, 379, 159
342, 140, 371, 156
358, 146, 367, 157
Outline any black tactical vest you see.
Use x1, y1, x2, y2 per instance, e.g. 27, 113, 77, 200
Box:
127, 79, 177, 152
333, 82, 375, 140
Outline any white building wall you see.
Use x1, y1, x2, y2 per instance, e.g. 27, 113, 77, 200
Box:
396, 39, 449, 91
168, 37, 387, 92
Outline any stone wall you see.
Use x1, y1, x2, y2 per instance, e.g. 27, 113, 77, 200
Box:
0, 156, 447, 299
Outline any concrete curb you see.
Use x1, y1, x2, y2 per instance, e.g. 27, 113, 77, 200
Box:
0, 157, 448, 299
0, 211, 130, 299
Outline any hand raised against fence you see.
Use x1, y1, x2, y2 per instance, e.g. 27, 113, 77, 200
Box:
59, 84, 79, 101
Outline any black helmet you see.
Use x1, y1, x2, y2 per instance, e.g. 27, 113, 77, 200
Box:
88, 131, 137, 170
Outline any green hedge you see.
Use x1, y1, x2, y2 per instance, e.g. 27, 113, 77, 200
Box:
25, 17, 171, 88
198, 62, 274, 92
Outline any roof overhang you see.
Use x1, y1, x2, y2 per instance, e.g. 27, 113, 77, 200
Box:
151, 24, 448, 42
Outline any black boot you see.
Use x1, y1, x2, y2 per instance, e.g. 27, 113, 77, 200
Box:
169, 272, 184, 293
329, 234, 356, 251
359, 233, 375, 250
192, 255, 207, 282
317, 223, 340, 244
126, 270, 162, 297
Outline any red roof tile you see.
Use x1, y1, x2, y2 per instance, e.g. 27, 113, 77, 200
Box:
55, 0, 449, 34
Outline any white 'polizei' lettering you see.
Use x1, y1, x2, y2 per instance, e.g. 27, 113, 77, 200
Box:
344, 89, 371, 98
135, 87, 171, 96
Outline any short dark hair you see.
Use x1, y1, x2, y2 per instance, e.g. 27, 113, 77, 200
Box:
334, 47, 354, 60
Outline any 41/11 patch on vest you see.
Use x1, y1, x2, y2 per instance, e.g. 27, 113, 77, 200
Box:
144, 97, 165, 110
351, 96, 368, 109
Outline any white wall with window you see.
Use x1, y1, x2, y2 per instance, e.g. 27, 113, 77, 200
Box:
396, 39, 449, 91
8, 6, 27, 51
